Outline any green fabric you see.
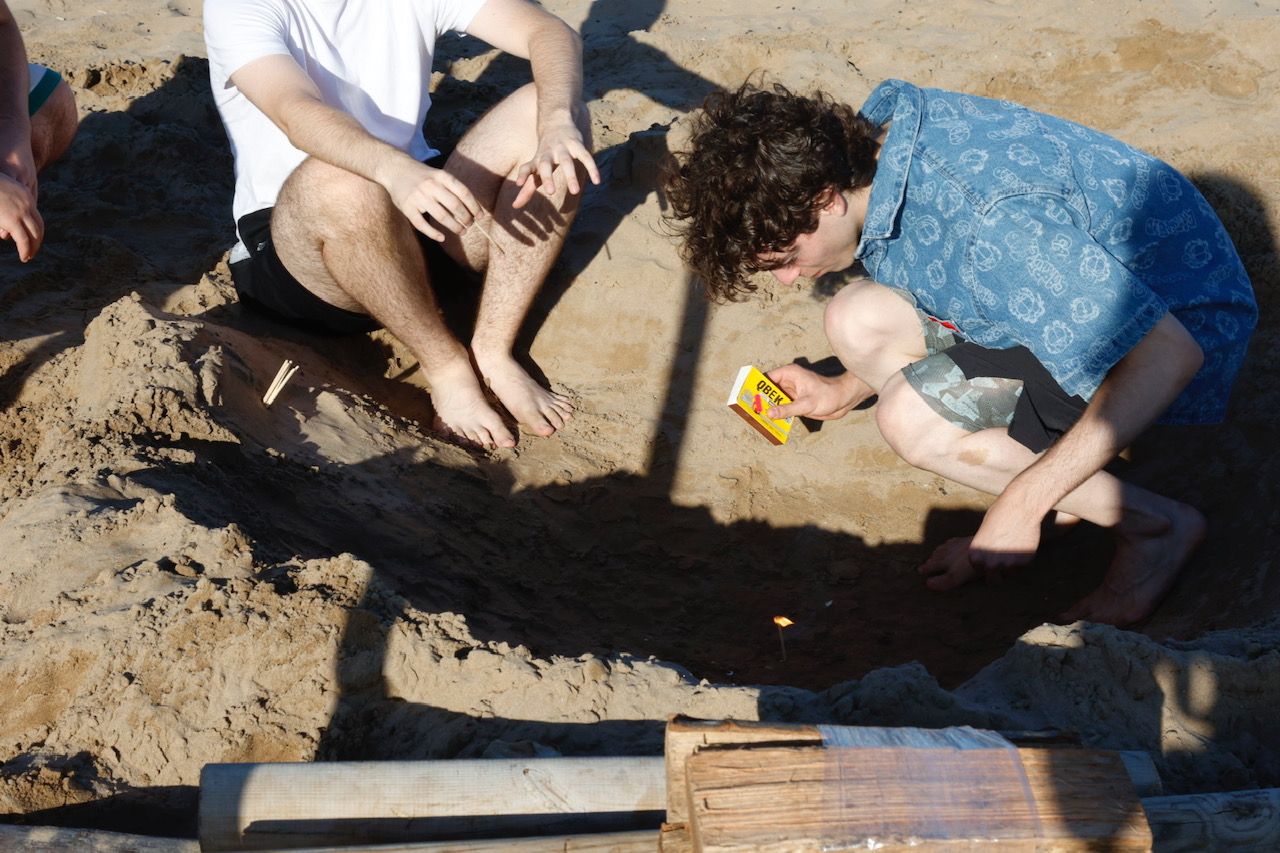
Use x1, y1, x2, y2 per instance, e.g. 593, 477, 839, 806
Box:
27, 65, 60, 117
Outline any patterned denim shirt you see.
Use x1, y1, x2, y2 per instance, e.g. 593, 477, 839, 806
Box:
854, 79, 1257, 424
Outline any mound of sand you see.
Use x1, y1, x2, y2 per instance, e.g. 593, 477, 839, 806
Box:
2, 0, 1278, 836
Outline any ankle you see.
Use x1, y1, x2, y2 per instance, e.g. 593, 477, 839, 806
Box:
471, 345, 516, 371
421, 351, 481, 388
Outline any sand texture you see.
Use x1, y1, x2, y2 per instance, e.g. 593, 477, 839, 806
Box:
2, 0, 1279, 837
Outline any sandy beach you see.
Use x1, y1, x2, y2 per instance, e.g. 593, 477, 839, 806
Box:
1, 0, 1278, 837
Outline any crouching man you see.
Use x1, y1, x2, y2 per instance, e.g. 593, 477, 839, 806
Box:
663, 79, 1257, 625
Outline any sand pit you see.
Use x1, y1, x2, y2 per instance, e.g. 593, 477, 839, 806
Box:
2, 0, 1278, 839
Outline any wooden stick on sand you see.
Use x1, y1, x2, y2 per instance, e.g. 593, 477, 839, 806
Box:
262, 359, 300, 406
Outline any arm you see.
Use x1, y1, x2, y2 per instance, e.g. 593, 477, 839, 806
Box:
0, 0, 33, 189
0, 0, 40, 260
968, 311, 1204, 569
229, 55, 481, 241
464, 0, 599, 208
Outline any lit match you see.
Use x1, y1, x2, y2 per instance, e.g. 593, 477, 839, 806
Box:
773, 615, 794, 661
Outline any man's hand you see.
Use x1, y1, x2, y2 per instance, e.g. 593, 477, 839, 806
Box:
379, 157, 482, 242
765, 362, 874, 420
0, 171, 42, 261
513, 109, 599, 209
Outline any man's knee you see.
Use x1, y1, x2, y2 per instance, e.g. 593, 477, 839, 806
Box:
823, 283, 925, 370
281, 157, 395, 223
31, 81, 77, 170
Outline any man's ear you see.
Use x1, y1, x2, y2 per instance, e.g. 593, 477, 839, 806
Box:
817, 187, 847, 216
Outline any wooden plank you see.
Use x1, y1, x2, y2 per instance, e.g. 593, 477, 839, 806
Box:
684, 745, 1152, 852
1145, 788, 1280, 852
200, 757, 666, 851
664, 718, 821, 822
664, 717, 1162, 823
0, 825, 198, 851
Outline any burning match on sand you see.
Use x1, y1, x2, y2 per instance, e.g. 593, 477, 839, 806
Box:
774, 615, 794, 661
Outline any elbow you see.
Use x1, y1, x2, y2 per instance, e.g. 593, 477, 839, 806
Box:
1182, 338, 1205, 384
1169, 335, 1204, 391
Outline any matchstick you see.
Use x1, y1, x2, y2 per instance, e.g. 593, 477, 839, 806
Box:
263, 359, 300, 406
773, 615, 793, 662
473, 219, 504, 255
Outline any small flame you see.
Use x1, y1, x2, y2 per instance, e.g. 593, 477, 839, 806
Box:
773, 615, 794, 628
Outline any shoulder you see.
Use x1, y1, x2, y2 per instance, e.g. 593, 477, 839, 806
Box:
205, 0, 288, 38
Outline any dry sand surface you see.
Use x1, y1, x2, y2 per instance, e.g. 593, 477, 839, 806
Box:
1, 0, 1278, 838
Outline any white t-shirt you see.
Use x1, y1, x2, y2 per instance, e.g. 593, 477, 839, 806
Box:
204, 0, 487, 247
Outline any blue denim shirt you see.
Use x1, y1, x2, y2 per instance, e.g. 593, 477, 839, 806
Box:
855, 79, 1257, 424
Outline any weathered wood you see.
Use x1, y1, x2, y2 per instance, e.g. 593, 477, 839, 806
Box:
684, 745, 1153, 852
239, 829, 658, 852
0, 824, 197, 851
664, 718, 822, 822
199, 757, 666, 851
658, 823, 694, 853
664, 716, 1162, 823
1144, 788, 1280, 852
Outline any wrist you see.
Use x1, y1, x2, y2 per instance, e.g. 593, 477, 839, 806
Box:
537, 105, 579, 133
996, 475, 1055, 521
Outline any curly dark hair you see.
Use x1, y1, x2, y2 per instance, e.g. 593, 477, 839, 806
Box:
663, 80, 882, 300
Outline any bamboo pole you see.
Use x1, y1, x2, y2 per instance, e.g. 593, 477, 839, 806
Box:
199, 757, 666, 852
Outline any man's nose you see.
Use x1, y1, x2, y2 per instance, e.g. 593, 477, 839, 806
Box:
771, 266, 800, 285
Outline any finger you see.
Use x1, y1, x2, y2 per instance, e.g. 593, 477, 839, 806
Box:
405, 207, 445, 242
12, 224, 33, 262
765, 363, 806, 387
515, 159, 537, 188
568, 143, 601, 186
558, 155, 581, 196
435, 173, 481, 220
537, 157, 557, 195
767, 400, 812, 419
423, 199, 469, 235
925, 568, 972, 592
511, 176, 539, 210
432, 191, 475, 229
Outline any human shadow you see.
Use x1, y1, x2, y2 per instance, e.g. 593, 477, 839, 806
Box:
0, 55, 234, 412
1122, 172, 1280, 638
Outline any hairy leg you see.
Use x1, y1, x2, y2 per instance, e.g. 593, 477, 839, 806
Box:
30, 80, 77, 171
272, 157, 516, 448
875, 373, 1205, 625
437, 83, 582, 438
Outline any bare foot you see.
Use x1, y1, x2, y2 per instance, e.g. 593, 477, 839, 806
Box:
918, 536, 980, 591
425, 360, 515, 449
475, 352, 573, 438
1061, 501, 1206, 626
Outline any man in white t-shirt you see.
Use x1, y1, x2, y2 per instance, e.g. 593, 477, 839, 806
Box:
1, 0, 78, 263
204, 0, 599, 448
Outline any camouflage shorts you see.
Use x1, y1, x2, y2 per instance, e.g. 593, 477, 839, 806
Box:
893, 289, 1025, 433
